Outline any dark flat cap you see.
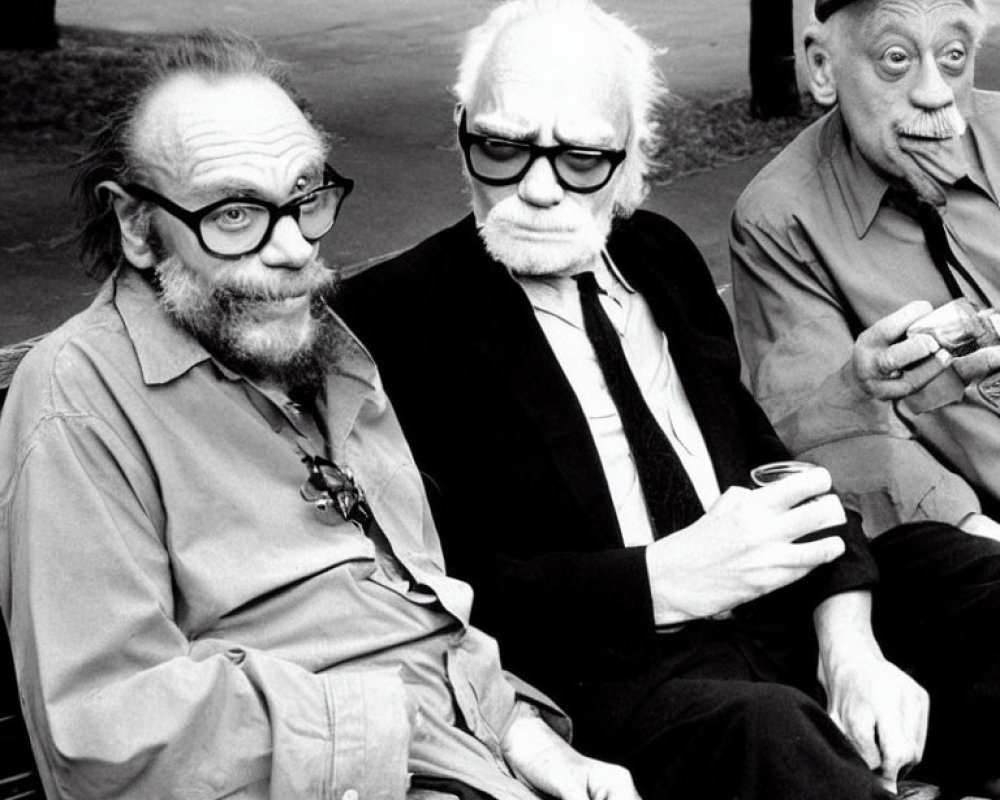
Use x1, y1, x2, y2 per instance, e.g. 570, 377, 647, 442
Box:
815, 0, 858, 21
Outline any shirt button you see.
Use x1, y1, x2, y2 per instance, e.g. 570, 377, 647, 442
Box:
224, 647, 247, 666
342, 790, 359, 800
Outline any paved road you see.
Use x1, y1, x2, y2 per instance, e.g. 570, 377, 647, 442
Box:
4, 0, 760, 345
50, 0, 762, 266
3, 1, 1000, 344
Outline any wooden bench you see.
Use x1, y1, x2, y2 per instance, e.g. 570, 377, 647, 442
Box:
0, 336, 46, 800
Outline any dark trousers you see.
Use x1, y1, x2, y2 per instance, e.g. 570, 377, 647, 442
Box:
569, 522, 1000, 800
871, 521, 1000, 795
568, 617, 889, 800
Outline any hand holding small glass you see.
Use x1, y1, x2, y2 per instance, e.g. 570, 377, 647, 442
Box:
645, 465, 846, 625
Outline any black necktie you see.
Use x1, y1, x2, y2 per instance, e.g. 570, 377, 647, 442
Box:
575, 271, 704, 538
884, 186, 992, 307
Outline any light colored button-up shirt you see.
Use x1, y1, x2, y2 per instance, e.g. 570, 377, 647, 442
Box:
516, 254, 720, 546
0, 267, 563, 800
731, 92, 1000, 534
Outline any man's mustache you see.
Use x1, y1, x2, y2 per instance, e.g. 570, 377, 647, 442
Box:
897, 105, 967, 140
213, 258, 335, 303
481, 197, 607, 247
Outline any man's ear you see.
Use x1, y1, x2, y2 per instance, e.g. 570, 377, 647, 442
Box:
96, 180, 158, 270
804, 30, 838, 107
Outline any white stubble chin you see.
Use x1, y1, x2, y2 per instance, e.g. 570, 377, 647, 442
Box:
478, 195, 612, 276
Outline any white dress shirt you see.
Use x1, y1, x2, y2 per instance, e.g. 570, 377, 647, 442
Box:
516, 253, 720, 546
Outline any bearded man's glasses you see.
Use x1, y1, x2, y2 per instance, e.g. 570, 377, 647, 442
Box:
458, 110, 627, 194
124, 165, 354, 259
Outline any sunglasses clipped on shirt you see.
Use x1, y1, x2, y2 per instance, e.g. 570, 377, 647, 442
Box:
123, 164, 354, 259
457, 110, 627, 194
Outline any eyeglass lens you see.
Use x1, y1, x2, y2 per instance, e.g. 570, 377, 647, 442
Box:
200, 186, 344, 256
468, 141, 615, 190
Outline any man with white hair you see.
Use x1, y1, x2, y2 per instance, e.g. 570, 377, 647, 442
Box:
341, 1, 1000, 797
732, 0, 1000, 538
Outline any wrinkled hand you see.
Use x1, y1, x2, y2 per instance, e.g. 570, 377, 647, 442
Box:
853, 301, 948, 400
503, 711, 642, 800
647, 468, 846, 621
823, 653, 929, 795
952, 344, 1000, 384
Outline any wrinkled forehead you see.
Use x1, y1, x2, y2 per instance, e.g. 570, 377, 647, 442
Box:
468, 15, 631, 141
850, 0, 983, 41
132, 72, 327, 197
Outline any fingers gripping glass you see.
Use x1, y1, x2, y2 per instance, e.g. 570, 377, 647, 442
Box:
123, 165, 354, 259
458, 110, 626, 193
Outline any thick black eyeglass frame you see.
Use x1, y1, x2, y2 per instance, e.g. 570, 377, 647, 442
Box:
457, 110, 627, 194
123, 164, 355, 259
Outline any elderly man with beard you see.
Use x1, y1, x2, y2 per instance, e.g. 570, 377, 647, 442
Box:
731, 0, 1000, 539
339, 1, 1000, 798
0, 28, 644, 800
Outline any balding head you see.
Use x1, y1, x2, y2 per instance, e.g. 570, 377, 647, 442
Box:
74, 28, 327, 281
804, 0, 983, 203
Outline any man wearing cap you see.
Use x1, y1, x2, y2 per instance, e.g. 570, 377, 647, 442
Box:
732, 0, 1000, 538
732, 5, 1000, 791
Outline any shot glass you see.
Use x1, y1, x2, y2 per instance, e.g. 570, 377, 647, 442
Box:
751, 460, 828, 512
750, 460, 821, 487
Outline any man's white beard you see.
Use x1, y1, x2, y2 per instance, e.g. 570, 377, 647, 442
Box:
154, 252, 341, 389
477, 194, 613, 277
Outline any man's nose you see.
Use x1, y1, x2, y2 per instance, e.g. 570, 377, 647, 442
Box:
518, 155, 564, 207
258, 215, 315, 269
910, 58, 955, 109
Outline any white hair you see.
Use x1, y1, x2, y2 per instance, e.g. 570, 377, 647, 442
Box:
453, 0, 666, 217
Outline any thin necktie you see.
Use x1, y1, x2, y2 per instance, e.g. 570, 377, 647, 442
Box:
884, 186, 992, 307
575, 271, 703, 538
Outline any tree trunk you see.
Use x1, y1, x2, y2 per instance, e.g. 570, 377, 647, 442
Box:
749, 0, 799, 119
0, 0, 58, 50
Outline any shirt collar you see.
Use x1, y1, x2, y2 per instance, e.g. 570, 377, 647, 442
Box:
830, 94, 999, 237
827, 110, 892, 238
114, 265, 379, 395
601, 249, 636, 293
963, 122, 999, 203
513, 248, 635, 328
114, 266, 214, 386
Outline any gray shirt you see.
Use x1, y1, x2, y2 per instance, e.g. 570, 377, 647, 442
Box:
730, 92, 1000, 533
0, 266, 563, 800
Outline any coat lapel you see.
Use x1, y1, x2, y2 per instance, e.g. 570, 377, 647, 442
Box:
445, 218, 625, 547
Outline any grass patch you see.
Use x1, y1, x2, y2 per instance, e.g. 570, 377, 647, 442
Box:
0, 26, 163, 158
0, 25, 825, 179
650, 93, 826, 183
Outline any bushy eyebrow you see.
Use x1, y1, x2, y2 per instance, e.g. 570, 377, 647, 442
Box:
555, 128, 619, 148
470, 117, 536, 143
470, 115, 621, 149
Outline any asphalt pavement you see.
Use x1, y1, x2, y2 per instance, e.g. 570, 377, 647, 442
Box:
3, 0, 1000, 345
